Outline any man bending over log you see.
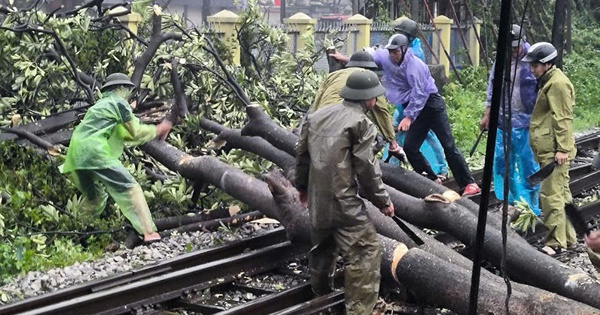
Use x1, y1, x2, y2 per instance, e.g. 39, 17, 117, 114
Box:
60, 73, 172, 244
295, 69, 394, 314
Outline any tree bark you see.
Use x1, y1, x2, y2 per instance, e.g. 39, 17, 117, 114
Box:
382, 239, 600, 315
140, 140, 600, 310
386, 186, 600, 309
199, 118, 296, 177
0, 110, 79, 141
239, 105, 504, 229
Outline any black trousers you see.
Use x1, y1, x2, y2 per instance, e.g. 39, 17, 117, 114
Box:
404, 93, 475, 189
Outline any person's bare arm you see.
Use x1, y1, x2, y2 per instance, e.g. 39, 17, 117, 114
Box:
329, 51, 350, 63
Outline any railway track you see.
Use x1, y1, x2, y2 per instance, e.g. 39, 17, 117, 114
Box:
0, 228, 319, 315
4, 132, 600, 315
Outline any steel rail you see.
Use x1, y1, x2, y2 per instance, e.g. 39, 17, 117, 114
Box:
19, 241, 309, 315
270, 288, 345, 315
0, 228, 288, 315
579, 201, 600, 222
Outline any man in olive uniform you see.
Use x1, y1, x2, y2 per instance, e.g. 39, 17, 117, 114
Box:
295, 70, 394, 314
310, 51, 402, 154
61, 73, 172, 243
523, 42, 577, 255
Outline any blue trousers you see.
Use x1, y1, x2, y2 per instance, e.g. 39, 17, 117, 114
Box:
493, 128, 541, 215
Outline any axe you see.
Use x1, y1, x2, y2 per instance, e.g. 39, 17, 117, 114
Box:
469, 129, 487, 157
526, 161, 557, 187
384, 149, 407, 164
392, 215, 424, 245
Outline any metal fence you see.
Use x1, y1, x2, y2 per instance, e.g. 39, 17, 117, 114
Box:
312, 21, 358, 71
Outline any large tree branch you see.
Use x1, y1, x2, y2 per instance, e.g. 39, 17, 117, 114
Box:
131, 12, 182, 89
0, 127, 62, 154
202, 37, 251, 106
198, 118, 296, 177
55, 0, 105, 18
165, 58, 188, 123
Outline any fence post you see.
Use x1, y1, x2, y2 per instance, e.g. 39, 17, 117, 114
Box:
343, 14, 372, 53
433, 15, 453, 76
114, 9, 142, 70
118, 12, 142, 36
207, 10, 242, 65
469, 17, 481, 67
284, 12, 316, 53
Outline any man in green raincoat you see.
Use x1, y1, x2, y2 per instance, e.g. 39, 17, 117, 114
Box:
523, 43, 577, 255
61, 73, 172, 243
295, 70, 394, 314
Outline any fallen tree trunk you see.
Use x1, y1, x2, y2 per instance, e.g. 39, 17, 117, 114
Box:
387, 186, 600, 309
0, 110, 80, 141
382, 239, 600, 315
199, 118, 296, 177
140, 140, 600, 311
154, 206, 237, 231
161, 210, 264, 237
239, 106, 503, 229
208, 117, 600, 307
140, 140, 411, 245
262, 168, 600, 314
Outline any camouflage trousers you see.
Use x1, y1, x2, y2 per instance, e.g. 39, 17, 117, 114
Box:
310, 222, 381, 315
539, 160, 577, 249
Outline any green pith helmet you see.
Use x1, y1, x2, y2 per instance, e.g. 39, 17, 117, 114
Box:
522, 42, 557, 64
393, 17, 419, 40
339, 70, 385, 101
100, 73, 135, 92
346, 51, 378, 70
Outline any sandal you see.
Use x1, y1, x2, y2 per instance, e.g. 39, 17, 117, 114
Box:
143, 232, 162, 244
540, 245, 562, 256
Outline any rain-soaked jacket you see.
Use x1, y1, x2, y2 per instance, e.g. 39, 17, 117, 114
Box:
485, 42, 538, 130
295, 100, 391, 230
371, 48, 438, 121
529, 66, 576, 163
310, 67, 395, 143
61, 93, 156, 173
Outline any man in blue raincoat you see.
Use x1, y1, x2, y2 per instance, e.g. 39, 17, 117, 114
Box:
479, 24, 540, 215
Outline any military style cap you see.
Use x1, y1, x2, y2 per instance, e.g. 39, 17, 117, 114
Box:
393, 17, 419, 39
339, 70, 385, 101
346, 51, 378, 70
101, 73, 135, 91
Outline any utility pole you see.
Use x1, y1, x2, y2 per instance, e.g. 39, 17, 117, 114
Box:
202, 0, 211, 24
551, 0, 569, 68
